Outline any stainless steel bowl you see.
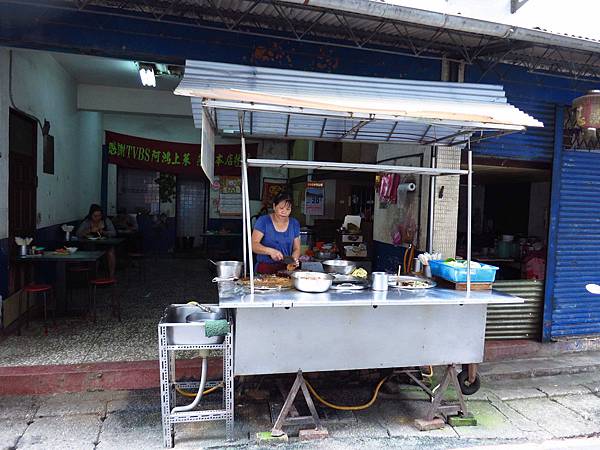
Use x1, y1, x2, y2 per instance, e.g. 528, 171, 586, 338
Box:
322, 259, 356, 275
215, 260, 243, 279
186, 311, 223, 322
290, 271, 334, 293
168, 305, 225, 323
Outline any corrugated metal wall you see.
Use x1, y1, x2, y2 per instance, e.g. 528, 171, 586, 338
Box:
487, 280, 544, 340
471, 96, 555, 163
549, 150, 600, 338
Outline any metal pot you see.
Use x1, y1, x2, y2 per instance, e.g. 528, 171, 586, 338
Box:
186, 311, 224, 322
213, 260, 243, 279
290, 271, 333, 293
322, 259, 356, 275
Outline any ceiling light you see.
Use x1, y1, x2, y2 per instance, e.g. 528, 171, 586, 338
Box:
138, 64, 156, 87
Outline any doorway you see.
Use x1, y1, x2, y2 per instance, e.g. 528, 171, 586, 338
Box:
8, 109, 37, 292
457, 163, 551, 341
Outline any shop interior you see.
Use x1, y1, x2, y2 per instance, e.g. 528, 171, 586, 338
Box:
457, 162, 551, 282
1, 47, 547, 369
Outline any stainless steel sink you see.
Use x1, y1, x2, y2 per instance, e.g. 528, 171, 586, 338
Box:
160, 304, 227, 345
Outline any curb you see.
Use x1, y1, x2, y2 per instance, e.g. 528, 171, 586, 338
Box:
0, 358, 224, 395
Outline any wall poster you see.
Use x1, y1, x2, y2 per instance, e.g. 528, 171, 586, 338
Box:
304, 181, 325, 216
218, 176, 242, 216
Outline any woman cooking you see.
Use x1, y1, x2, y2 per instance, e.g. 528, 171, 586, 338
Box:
251, 192, 301, 274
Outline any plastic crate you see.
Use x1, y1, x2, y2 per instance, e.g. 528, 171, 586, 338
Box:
429, 260, 499, 283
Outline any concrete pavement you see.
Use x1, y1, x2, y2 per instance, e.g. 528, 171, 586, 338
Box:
3, 364, 600, 449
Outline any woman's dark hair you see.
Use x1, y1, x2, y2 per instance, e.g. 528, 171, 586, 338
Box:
86, 204, 104, 220
272, 191, 293, 207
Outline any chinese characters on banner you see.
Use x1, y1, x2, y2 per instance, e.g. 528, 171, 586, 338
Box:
213, 144, 258, 177
105, 131, 259, 180
305, 181, 325, 216
106, 131, 200, 176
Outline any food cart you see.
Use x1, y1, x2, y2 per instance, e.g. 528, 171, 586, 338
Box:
162, 60, 543, 445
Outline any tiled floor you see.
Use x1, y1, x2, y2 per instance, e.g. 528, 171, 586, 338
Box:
0, 257, 218, 366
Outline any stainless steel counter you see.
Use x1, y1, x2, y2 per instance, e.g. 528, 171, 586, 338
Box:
218, 283, 523, 309
219, 283, 524, 376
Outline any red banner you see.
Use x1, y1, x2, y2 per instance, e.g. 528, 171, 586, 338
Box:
106, 131, 203, 176
106, 131, 260, 178
214, 144, 258, 176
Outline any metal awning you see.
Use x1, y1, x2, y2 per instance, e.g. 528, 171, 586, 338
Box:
175, 60, 543, 147
173, 59, 543, 293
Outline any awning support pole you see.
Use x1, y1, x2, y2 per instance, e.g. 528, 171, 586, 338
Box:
242, 163, 247, 277
239, 112, 254, 294
467, 139, 472, 293
428, 147, 436, 253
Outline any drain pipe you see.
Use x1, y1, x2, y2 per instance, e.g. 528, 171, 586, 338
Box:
172, 357, 208, 413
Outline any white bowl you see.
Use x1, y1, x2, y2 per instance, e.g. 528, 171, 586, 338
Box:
66, 247, 78, 254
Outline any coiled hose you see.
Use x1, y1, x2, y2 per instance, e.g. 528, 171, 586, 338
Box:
176, 383, 222, 398
305, 376, 390, 411
305, 367, 433, 411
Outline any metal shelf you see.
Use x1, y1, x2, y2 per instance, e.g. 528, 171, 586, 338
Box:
247, 158, 467, 176
159, 324, 234, 447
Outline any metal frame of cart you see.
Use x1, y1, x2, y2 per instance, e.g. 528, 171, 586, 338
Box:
158, 321, 234, 447
174, 59, 542, 436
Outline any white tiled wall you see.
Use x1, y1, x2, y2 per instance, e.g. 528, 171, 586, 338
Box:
432, 147, 461, 259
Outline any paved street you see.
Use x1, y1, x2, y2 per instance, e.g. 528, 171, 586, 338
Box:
3, 368, 600, 450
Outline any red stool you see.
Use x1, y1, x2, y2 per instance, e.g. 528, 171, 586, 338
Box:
19, 284, 55, 335
66, 265, 91, 313
89, 278, 120, 322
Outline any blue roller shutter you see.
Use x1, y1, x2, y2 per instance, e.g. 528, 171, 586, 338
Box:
472, 96, 555, 163
548, 150, 600, 338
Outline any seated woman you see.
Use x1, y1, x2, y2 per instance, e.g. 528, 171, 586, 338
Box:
76, 204, 117, 278
251, 192, 300, 274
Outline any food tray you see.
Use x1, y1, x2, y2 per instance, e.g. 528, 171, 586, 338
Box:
429, 260, 499, 283
332, 274, 364, 284
387, 275, 436, 289
238, 276, 293, 290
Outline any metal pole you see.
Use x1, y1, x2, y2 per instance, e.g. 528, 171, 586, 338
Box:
239, 112, 247, 276
306, 141, 315, 226
467, 139, 473, 293
428, 148, 437, 253
242, 172, 247, 278
239, 113, 254, 294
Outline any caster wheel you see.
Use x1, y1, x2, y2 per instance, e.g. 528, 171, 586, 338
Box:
457, 370, 480, 395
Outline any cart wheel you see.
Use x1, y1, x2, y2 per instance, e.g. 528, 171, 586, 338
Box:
457, 370, 480, 395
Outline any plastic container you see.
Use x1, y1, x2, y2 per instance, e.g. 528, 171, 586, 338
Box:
429, 260, 499, 283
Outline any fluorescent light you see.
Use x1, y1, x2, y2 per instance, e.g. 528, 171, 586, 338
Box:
139, 66, 156, 87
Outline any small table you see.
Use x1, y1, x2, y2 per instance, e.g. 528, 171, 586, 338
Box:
16, 251, 105, 313
68, 237, 126, 249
